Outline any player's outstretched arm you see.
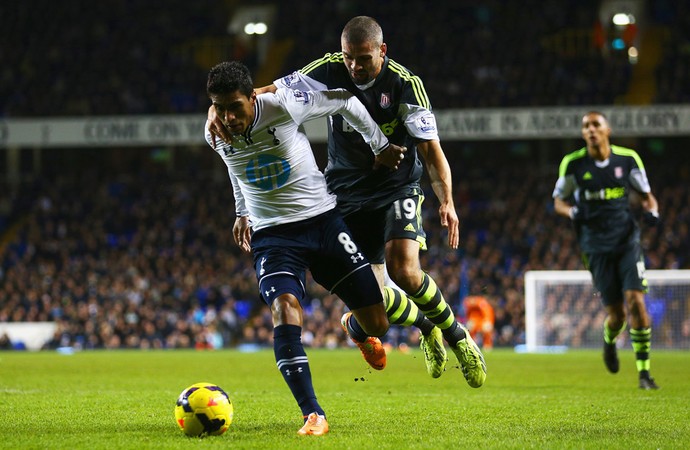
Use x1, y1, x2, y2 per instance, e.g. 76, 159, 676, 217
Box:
291, 89, 389, 160
417, 140, 459, 249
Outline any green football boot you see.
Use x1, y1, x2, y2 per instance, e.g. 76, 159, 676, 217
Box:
452, 325, 487, 388
420, 327, 447, 378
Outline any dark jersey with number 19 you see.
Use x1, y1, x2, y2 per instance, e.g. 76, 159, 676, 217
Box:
276, 53, 438, 215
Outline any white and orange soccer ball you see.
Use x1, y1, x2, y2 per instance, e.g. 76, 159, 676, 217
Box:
174, 382, 233, 437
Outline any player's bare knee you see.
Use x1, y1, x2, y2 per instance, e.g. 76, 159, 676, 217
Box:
625, 293, 646, 316
271, 294, 302, 326
388, 266, 422, 293
606, 303, 626, 324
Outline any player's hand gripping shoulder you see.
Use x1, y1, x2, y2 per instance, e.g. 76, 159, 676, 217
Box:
207, 105, 233, 148
207, 85, 278, 148
374, 144, 407, 170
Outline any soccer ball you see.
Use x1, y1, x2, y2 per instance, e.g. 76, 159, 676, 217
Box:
174, 382, 233, 437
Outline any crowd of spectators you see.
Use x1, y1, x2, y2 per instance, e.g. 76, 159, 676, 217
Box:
0, 151, 370, 351
1, 0, 230, 117
274, 0, 632, 108
653, 2, 690, 104
1, 1, 689, 351
1, 143, 688, 351
2, 1, 689, 117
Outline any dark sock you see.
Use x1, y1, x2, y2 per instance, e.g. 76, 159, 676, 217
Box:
345, 313, 370, 343
274, 324, 324, 419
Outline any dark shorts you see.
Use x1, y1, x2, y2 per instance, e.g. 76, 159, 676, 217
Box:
584, 242, 647, 306
250, 210, 382, 310
343, 192, 427, 264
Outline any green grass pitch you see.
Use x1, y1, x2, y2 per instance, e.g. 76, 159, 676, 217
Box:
1, 348, 688, 449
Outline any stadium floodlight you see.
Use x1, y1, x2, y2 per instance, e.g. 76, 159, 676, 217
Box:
244, 22, 267, 35
612, 13, 635, 26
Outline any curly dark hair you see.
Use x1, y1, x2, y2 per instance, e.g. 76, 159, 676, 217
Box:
207, 61, 253, 97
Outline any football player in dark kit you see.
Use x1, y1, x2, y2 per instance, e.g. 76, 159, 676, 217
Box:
553, 111, 661, 389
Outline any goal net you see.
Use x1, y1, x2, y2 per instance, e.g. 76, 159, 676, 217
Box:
524, 270, 690, 352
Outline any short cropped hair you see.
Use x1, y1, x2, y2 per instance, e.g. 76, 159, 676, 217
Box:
584, 110, 608, 121
207, 61, 253, 97
341, 16, 383, 47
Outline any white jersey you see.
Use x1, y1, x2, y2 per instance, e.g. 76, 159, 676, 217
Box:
205, 88, 389, 230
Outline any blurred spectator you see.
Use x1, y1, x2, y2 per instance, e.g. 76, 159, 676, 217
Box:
0, 332, 13, 350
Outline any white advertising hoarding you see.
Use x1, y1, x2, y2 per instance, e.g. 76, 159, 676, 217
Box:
2, 105, 689, 148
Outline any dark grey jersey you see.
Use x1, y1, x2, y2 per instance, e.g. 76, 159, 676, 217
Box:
553, 145, 652, 253
274, 54, 439, 215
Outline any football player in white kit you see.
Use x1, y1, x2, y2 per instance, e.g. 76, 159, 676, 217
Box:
204, 61, 406, 436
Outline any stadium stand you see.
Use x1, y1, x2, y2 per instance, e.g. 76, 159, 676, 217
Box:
1, 1, 688, 350
4, 0, 685, 117
1, 145, 687, 350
